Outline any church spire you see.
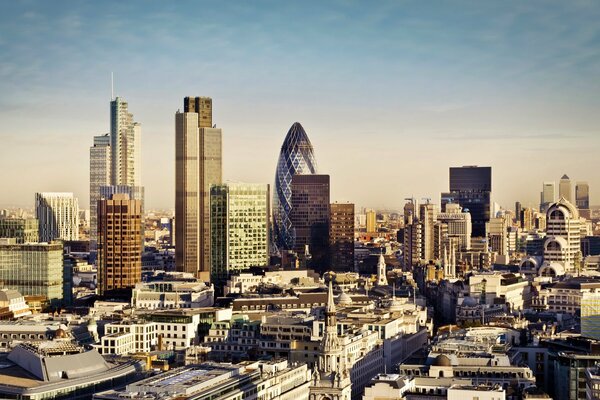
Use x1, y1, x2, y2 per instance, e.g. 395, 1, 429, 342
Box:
376, 249, 388, 286
326, 279, 336, 314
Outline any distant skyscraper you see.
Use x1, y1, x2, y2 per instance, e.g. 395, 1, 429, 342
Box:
521, 207, 535, 231
90, 133, 111, 247
365, 209, 376, 233
35, 193, 79, 242
290, 174, 330, 271
576, 181, 590, 219
515, 202, 522, 224
330, 202, 355, 272
97, 193, 142, 295
487, 217, 508, 257
110, 97, 141, 187
419, 202, 436, 261
210, 183, 269, 285
175, 97, 222, 281
448, 166, 491, 237
540, 182, 556, 212
559, 174, 572, 203
273, 122, 318, 252
403, 200, 422, 268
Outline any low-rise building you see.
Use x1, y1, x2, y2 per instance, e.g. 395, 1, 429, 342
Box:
0, 340, 143, 399
94, 359, 310, 400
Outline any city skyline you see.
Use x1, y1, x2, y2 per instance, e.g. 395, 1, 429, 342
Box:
1, 1, 600, 210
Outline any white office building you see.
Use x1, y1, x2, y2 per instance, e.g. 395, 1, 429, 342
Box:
35, 192, 79, 242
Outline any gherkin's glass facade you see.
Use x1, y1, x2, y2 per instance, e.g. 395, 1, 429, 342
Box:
273, 122, 318, 251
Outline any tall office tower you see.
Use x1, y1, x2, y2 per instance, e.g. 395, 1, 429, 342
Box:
99, 185, 145, 248
0, 218, 38, 243
544, 198, 581, 272
520, 207, 535, 231
290, 174, 330, 271
540, 182, 556, 212
330, 202, 355, 272
97, 194, 142, 295
515, 202, 522, 224
403, 200, 422, 268
365, 209, 376, 233
273, 122, 318, 251
448, 166, 491, 237
89, 133, 111, 247
35, 193, 79, 242
175, 97, 222, 281
419, 202, 436, 261
437, 203, 472, 250
99, 185, 145, 212
559, 174, 572, 203
534, 211, 546, 231
433, 221, 449, 260
0, 241, 63, 305
576, 181, 591, 219
487, 217, 508, 257
110, 97, 141, 186
210, 183, 269, 286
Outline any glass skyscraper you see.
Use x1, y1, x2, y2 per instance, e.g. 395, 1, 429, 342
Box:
273, 122, 317, 251
0, 242, 63, 305
447, 166, 491, 238
210, 183, 269, 286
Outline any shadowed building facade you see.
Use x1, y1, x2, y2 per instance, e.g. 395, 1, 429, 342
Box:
290, 174, 330, 272
175, 97, 222, 281
330, 202, 355, 272
445, 166, 491, 238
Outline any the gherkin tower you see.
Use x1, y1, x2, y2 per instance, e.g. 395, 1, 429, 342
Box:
273, 122, 318, 251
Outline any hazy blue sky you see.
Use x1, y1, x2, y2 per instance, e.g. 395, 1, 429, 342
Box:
1, 1, 599, 211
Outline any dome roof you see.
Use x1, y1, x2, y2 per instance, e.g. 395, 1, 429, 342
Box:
337, 292, 353, 306
461, 296, 479, 307
432, 354, 452, 367
54, 328, 67, 339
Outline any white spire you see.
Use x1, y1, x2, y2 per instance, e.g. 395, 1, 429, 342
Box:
377, 249, 388, 286
443, 246, 448, 276
326, 279, 336, 313
450, 244, 456, 277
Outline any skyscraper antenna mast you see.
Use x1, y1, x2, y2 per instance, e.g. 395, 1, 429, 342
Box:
111, 72, 114, 100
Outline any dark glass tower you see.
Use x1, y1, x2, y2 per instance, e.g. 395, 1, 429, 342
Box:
448, 166, 491, 237
290, 174, 330, 272
273, 122, 318, 251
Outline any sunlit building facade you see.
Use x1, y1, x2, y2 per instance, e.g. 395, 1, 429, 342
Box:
0, 242, 63, 305
97, 194, 143, 295
210, 183, 269, 285
35, 192, 79, 242
175, 97, 222, 281
110, 97, 141, 187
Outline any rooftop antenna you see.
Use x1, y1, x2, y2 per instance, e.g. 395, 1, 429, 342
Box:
111, 72, 114, 100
